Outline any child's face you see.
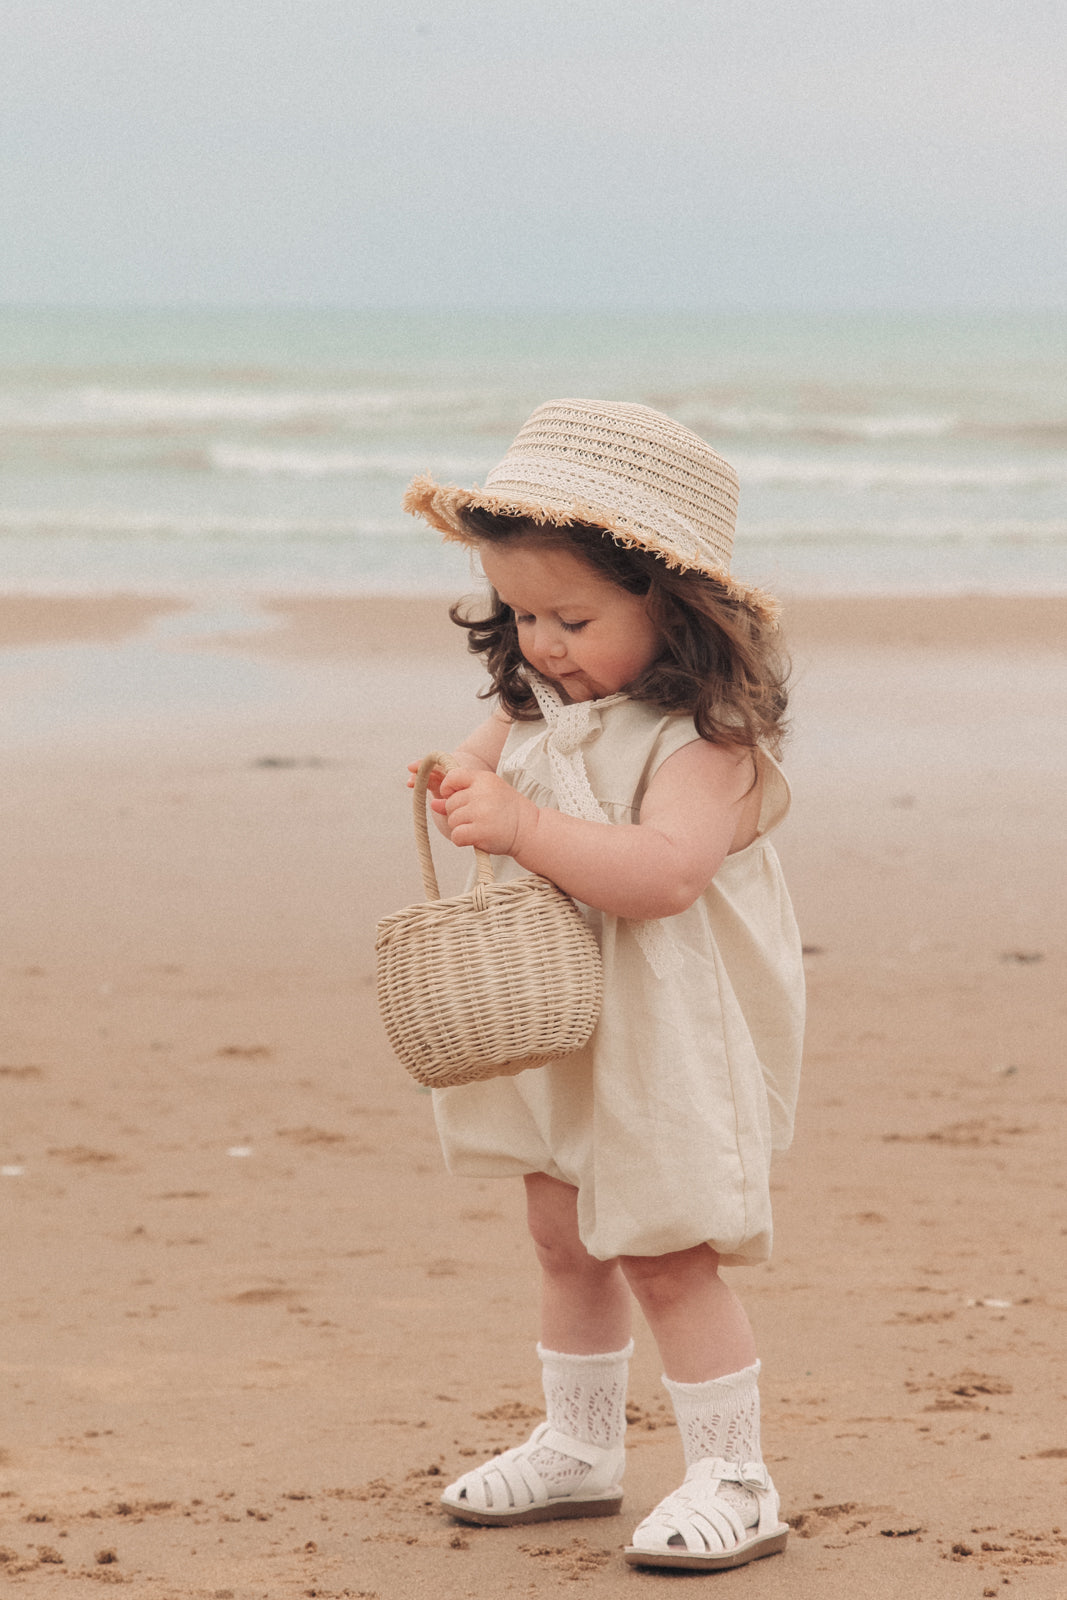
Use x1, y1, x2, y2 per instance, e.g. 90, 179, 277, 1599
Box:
479, 541, 661, 703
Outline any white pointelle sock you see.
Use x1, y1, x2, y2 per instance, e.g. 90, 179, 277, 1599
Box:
527, 1341, 633, 1495
664, 1361, 763, 1527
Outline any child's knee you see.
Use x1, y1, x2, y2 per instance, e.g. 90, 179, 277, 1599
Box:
619, 1244, 720, 1308
524, 1173, 608, 1276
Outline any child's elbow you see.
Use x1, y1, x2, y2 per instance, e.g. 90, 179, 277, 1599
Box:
632, 872, 708, 920
603, 835, 720, 919
657, 879, 705, 918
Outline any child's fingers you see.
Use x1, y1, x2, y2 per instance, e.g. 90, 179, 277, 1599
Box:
407, 759, 445, 793
438, 767, 474, 798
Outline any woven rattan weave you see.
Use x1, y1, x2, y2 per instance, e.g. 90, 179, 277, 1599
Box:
375, 751, 603, 1088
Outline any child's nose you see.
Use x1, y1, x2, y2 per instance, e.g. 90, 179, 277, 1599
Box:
533, 623, 566, 659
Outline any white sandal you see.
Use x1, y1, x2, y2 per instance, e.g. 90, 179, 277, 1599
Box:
624, 1458, 789, 1570
440, 1421, 625, 1526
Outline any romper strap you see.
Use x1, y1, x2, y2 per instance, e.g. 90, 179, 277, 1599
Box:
754, 748, 792, 838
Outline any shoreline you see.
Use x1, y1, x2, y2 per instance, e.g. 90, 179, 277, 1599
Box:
1, 590, 1066, 654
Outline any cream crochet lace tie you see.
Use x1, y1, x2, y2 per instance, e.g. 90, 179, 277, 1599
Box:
498, 676, 681, 979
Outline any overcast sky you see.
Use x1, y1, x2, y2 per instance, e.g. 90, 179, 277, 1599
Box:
3, 0, 1064, 309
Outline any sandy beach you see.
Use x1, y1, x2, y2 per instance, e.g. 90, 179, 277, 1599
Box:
1, 591, 1065, 1598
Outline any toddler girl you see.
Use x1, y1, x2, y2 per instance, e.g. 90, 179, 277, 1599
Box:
402, 399, 804, 1572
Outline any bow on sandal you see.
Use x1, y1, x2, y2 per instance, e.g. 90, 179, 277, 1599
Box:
440, 1422, 625, 1526
624, 1458, 790, 1571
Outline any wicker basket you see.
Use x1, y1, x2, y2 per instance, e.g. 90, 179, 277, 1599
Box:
375, 751, 603, 1088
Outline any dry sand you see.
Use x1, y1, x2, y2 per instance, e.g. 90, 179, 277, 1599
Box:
0, 593, 1064, 1598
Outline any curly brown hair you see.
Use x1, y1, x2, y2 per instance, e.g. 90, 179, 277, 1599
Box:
449, 509, 791, 755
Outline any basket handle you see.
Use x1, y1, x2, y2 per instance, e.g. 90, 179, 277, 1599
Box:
413, 751, 495, 902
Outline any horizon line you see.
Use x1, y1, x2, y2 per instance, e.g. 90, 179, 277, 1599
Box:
2, 301, 1066, 318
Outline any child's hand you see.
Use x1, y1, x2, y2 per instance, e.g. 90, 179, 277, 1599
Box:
436, 768, 537, 857
406, 759, 446, 799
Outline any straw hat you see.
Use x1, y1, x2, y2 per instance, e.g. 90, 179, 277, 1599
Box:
404, 398, 778, 621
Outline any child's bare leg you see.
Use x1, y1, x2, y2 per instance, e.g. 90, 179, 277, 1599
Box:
517, 1174, 632, 1500
439, 1175, 632, 1524
618, 1243, 755, 1381
524, 1172, 631, 1351
619, 1245, 785, 1566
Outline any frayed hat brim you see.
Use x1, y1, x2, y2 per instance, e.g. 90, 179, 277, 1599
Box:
403, 474, 781, 626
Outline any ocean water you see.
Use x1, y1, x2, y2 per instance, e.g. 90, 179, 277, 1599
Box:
1, 307, 1065, 598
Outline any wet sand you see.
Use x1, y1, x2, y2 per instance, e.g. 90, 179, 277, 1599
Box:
0, 593, 1064, 1596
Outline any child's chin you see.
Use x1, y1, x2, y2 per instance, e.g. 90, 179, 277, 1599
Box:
553, 676, 594, 703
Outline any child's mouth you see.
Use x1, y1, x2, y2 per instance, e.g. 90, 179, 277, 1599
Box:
551, 670, 594, 702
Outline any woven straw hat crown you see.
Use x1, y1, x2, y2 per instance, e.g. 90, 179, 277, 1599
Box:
404, 398, 776, 619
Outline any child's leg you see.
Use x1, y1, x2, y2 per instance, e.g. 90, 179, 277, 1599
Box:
618, 1243, 755, 1380
439, 1175, 632, 1526
619, 1246, 787, 1570
620, 1245, 761, 1489
524, 1174, 633, 1488
525, 1172, 631, 1351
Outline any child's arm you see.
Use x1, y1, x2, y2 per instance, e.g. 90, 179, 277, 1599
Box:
452, 710, 512, 773
436, 739, 757, 920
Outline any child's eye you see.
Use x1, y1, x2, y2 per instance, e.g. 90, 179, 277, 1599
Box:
560, 620, 589, 633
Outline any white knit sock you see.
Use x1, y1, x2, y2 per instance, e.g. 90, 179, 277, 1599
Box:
526, 1342, 633, 1495
664, 1362, 762, 1527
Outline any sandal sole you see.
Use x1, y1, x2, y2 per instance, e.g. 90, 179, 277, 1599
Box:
623, 1526, 789, 1570
442, 1494, 623, 1528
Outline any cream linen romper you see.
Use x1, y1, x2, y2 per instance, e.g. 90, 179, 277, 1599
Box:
432, 685, 805, 1265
